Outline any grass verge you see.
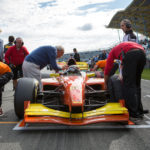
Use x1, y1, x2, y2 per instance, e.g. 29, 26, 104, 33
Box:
109, 68, 150, 80
142, 69, 150, 80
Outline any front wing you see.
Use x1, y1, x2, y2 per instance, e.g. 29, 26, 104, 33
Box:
18, 100, 134, 128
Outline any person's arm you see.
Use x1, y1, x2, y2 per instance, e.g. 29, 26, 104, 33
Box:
104, 51, 115, 89
4, 44, 7, 54
92, 64, 98, 71
23, 47, 29, 56
104, 74, 109, 89
48, 51, 62, 71
51, 59, 62, 71
48, 47, 66, 71
104, 51, 115, 76
109, 62, 119, 77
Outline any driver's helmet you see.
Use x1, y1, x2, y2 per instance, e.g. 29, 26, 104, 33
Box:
67, 58, 76, 66
67, 65, 80, 74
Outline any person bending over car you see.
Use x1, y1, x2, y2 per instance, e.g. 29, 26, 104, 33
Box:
22, 45, 66, 91
104, 41, 147, 121
0, 62, 13, 115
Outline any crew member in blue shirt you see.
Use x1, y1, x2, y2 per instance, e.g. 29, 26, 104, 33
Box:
22, 45, 65, 90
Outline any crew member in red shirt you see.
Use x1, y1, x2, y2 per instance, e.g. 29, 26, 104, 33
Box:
104, 41, 146, 121
5, 37, 29, 89
0, 62, 13, 115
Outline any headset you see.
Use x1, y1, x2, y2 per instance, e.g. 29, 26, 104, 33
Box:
125, 22, 132, 28
14, 37, 24, 46
122, 19, 132, 29
14, 41, 24, 46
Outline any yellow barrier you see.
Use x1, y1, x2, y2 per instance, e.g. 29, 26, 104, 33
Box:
57, 61, 89, 71
76, 62, 88, 70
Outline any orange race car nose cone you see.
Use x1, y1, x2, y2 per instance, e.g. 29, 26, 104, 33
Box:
70, 83, 83, 105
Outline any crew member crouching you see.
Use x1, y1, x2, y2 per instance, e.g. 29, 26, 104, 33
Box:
91, 59, 118, 78
0, 62, 13, 115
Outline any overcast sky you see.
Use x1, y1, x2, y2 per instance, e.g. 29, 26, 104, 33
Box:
0, 0, 133, 53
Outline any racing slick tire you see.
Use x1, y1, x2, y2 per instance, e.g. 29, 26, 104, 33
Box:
107, 75, 123, 102
14, 78, 39, 119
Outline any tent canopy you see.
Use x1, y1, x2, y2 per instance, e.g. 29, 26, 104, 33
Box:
107, 0, 150, 37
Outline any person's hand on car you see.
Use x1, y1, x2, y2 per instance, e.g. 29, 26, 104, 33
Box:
62, 65, 68, 70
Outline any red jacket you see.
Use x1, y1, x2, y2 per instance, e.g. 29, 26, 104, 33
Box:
5, 45, 29, 66
104, 42, 145, 75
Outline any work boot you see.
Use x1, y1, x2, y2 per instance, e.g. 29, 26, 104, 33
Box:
143, 109, 149, 114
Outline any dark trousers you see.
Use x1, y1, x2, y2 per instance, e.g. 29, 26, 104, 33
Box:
0, 72, 13, 106
122, 49, 146, 117
11, 64, 23, 80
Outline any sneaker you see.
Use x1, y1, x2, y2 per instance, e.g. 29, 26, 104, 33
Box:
143, 109, 149, 114
0, 108, 3, 116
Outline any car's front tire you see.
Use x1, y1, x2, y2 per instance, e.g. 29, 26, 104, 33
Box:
14, 78, 39, 119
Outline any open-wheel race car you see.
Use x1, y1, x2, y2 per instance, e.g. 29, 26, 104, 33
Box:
14, 61, 134, 128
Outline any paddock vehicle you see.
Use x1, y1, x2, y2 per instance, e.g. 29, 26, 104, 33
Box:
14, 65, 134, 127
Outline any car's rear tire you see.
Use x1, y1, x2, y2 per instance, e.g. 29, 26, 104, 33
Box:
14, 78, 39, 119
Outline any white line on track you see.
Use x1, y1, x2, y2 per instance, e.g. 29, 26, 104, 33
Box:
142, 79, 150, 82
144, 114, 150, 120
144, 95, 150, 98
